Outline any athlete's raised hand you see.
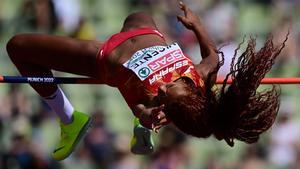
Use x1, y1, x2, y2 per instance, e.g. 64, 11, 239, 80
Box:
177, 1, 202, 30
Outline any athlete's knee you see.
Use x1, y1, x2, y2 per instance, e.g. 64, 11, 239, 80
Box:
6, 34, 29, 61
123, 12, 156, 28
125, 12, 152, 20
7, 34, 26, 54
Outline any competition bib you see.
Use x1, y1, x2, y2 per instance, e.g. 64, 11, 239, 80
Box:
123, 43, 188, 83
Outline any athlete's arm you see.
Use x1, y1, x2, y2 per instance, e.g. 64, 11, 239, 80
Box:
177, 1, 219, 83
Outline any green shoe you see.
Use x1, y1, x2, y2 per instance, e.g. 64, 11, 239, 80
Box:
52, 111, 92, 161
130, 118, 154, 155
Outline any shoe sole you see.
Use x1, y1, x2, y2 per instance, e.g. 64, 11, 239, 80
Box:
55, 117, 93, 160
71, 117, 93, 152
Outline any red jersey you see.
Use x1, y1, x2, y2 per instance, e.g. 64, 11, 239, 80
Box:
118, 43, 204, 108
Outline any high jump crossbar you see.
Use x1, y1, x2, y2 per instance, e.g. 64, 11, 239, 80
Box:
1, 76, 300, 84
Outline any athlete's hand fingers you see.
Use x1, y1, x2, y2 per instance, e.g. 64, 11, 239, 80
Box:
151, 104, 165, 118
153, 124, 163, 133
152, 108, 167, 123
178, 1, 187, 16
177, 15, 193, 29
152, 114, 165, 128
153, 121, 163, 133
177, 1, 195, 29
178, 1, 193, 16
177, 15, 189, 24
152, 115, 169, 132
154, 104, 165, 112
153, 119, 169, 133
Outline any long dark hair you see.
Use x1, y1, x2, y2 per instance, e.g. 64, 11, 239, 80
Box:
164, 34, 288, 147
213, 34, 288, 146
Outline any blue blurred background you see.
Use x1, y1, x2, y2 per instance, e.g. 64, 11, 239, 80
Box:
0, 0, 300, 169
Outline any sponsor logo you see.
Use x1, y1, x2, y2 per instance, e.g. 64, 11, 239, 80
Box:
138, 67, 151, 78
123, 43, 188, 81
148, 50, 184, 71
149, 60, 189, 84
126, 46, 165, 69
125, 43, 178, 70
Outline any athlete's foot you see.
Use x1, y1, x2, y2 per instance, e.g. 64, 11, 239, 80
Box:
130, 118, 154, 155
52, 111, 92, 161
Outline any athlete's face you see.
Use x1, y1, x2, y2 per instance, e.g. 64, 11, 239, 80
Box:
157, 77, 193, 105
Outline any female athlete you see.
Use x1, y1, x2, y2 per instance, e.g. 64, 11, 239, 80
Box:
5, 1, 286, 160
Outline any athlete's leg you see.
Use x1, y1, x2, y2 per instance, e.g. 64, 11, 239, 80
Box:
6, 34, 102, 97
6, 34, 103, 160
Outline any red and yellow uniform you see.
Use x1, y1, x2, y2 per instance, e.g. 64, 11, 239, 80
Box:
97, 28, 204, 109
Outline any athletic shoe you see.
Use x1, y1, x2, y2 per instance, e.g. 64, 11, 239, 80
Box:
130, 118, 154, 155
52, 111, 92, 161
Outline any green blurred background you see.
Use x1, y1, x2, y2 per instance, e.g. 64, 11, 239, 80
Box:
0, 0, 300, 169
